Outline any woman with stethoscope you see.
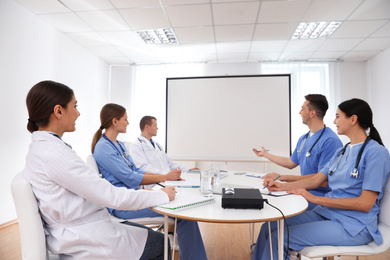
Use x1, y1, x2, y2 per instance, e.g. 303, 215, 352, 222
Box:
92, 103, 208, 260
251, 98, 390, 260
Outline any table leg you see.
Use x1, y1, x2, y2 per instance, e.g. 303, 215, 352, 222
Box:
164, 215, 169, 260
278, 219, 284, 260
268, 222, 273, 260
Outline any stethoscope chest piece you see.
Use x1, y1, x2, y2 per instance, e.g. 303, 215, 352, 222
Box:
306, 151, 311, 157
350, 168, 359, 179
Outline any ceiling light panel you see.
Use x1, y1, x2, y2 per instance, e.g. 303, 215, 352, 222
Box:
137, 28, 179, 44
291, 22, 341, 39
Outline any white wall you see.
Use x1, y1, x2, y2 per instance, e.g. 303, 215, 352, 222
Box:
367, 48, 390, 148
0, 0, 109, 224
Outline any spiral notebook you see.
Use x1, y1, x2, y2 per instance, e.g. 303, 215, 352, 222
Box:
154, 191, 215, 212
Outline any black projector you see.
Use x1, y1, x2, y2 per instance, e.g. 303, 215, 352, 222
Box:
221, 188, 264, 209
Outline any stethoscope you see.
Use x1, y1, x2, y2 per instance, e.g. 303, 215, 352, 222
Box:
328, 136, 371, 178
50, 133, 72, 149
138, 137, 163, 151
298, 125, 326, 157
103, 134, 133, 169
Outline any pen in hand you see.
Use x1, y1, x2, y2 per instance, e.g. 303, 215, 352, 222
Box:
155, 182, 177, 193
155, 182, 165, 188
263, 175, 281, 189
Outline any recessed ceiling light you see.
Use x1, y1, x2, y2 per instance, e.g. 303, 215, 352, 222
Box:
136, 28, 178, 44
292, 22, 341, 40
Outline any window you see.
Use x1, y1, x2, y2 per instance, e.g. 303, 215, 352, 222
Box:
260, 63, 330, 152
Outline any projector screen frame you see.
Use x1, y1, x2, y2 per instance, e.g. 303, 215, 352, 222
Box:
165, 74, 292, 161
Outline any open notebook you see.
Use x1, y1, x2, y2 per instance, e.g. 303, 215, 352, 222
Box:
154, 191, 215, 212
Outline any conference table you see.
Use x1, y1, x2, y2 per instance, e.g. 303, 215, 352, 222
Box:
151, 171, 308, 260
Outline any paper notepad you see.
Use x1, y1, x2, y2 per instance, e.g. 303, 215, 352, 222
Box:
155, 192, 215, 212
164, 178, 200, 187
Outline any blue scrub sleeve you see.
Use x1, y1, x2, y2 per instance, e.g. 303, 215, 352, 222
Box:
94, 139, 144, 189
317, 137, 343, 171
361, 145, 390, 193
319, 147, 342, 177
290, 136, 304, 164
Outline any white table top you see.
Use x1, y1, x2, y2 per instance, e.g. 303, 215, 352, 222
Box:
152, 171, 308, 223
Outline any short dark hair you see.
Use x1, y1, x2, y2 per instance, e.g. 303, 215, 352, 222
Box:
140, 116, 157, 131
26, 80, 74, 133
304, 94, 328, 119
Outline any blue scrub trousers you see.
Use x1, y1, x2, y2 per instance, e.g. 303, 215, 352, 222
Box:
251, 210, 373, 260
113, 208, 207, 260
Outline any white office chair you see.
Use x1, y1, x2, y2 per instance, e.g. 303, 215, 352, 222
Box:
11, 171, 60, 260
85, 155, 175, 230
299, 178, 390, 260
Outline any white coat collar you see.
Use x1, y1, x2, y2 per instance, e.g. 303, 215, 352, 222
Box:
32, 131, 71, 148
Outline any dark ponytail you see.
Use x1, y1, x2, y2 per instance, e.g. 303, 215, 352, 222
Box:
91, 103, 126, 153
338, 98, 383, 146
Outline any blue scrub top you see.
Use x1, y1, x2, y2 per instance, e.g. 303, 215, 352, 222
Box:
291, 127, 343, 192
94, 137, 145, 190
314, 139, 390, 244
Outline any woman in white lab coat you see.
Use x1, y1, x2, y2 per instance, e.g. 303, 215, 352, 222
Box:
24, 80, 175, 259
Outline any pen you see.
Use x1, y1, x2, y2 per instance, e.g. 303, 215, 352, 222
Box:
155, 182, 177, 193
263, 175, 281, 189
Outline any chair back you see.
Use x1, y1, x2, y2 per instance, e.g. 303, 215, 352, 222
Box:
86, 155, 101, 177
11, 171, 59, 260
378, 176, 390, 229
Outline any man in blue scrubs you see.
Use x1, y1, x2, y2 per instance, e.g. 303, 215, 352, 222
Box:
253, 94, 342, 209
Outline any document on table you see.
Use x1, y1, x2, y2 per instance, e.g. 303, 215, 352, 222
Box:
164, 178, 200, 187
245, 173, 290, 196
261, 188, 290, 197
154, 191, 215, 212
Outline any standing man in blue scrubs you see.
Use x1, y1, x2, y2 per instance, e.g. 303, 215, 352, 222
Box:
253, 94, 342, 209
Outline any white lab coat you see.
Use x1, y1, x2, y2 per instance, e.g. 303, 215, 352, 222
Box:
24, 131, 169, 259
129, 135, 189, 174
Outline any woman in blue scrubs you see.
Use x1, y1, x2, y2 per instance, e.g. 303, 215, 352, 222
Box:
92, 103, 207, 260
252, 98, 390, 260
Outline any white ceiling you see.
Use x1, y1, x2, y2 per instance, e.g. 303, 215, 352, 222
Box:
15, 0, 390, 65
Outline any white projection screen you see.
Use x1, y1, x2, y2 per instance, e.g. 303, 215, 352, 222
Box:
166, 75, 291, 161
